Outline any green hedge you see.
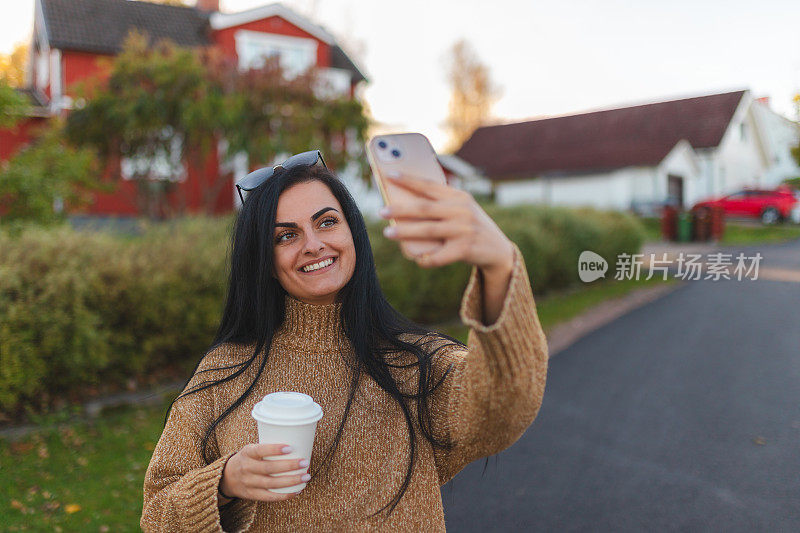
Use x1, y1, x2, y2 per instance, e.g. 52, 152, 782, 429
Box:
0, 207, 643, 417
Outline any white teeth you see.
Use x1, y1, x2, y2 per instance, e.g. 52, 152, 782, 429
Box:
301, 258, 334, 272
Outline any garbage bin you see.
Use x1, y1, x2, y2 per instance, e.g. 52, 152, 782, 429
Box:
661, 205, 678, 241
710, 205, 725, 241
677, 211, 692, 242
692, 208, 711, 241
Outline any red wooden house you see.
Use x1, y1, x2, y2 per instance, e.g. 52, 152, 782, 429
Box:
3, 0, 366, 217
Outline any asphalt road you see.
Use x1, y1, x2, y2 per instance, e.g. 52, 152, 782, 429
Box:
441, 239, 800, 532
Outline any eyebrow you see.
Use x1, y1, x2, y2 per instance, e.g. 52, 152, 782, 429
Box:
275, 207, 339, 228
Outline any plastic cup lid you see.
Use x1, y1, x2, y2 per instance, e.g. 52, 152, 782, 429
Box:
251, 392, 323, 426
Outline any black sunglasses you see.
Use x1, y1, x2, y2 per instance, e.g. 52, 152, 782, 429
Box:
235, 150, 327, 204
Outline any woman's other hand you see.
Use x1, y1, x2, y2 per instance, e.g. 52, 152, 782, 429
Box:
219, 443, 310, 503
379, 174, 514, 275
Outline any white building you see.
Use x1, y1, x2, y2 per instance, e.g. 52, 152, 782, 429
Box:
456, 90, 800, 213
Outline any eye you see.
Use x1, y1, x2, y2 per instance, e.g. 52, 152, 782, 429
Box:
319, 216, 338, 228
275, 231, 296, 243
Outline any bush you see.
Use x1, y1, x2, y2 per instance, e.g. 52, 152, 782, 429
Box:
0, 207, 643, 418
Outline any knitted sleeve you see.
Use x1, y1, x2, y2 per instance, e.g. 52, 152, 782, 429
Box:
140, 353, 258, 533
431, 243, 549, 485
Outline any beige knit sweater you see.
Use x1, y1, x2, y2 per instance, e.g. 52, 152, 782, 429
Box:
141, 245, 548, 532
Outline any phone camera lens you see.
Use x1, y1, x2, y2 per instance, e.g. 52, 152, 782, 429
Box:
391, 149, 401, 158
378, 140, 387, 149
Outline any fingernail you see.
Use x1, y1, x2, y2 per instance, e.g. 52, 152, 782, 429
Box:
282, 446, 293, 454
383, 226, 396, 238
301, 474, 311, 481
299, 459, 309, 467
379, 207, 390, 218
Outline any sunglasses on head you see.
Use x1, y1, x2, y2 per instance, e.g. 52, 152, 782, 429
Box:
235, 150, 327, 204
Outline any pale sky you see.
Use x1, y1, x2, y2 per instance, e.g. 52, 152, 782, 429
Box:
3, 0, 800, 151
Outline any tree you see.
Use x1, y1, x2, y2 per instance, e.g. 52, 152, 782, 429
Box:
66, 31, 369, 219
0, 78, 29, 128
0, 42, 28, 88
0, 121, 105, 225
443, 39, 500, 153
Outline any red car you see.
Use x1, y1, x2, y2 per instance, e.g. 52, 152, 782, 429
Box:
693, 187, 799, 225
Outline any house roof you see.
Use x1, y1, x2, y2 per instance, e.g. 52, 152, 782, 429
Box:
39, 0, 366, 82
456, 90, 747, 180
15, 87, 50, 116
41, 0, 211, 54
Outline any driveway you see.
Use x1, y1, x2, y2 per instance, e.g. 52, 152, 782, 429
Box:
441, 238, 800, 532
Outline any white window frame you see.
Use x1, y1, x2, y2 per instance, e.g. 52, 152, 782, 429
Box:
234, 30, 318, 78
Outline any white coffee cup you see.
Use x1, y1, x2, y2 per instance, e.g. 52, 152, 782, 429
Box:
251, 391, 323, 494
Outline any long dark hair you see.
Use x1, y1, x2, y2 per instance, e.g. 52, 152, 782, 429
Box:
166, 164, 465, 518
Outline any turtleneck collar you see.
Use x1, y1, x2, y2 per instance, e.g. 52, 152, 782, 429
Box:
275, 295, 347, 353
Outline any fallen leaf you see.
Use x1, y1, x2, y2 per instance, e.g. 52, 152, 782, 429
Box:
37, 444, 50, 459
42, 491, 52, 499
10, 499, 23, 510
43, 501, 60, 511
99, 526, 110, 532
753, 436, 767, 445
10, 442, 34, 455
144, 441, 155, 451
64, 503, 81, 514
76, 457, 88, 467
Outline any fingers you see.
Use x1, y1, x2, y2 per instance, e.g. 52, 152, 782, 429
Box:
386, 174, 465, 201
244, 442, 293, 459
384, 220, 464, 241
244, 472, 311, 501
382, 199, 468, 221
414, 242, 467, 268
255, 457, 308, 476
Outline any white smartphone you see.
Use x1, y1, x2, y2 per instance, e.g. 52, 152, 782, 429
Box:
366, 133, 448, 259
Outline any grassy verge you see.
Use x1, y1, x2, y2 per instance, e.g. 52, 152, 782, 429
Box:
438, 276, 675, 344
0, 276, 674, 531
0, 400, 171, 532
638, 216, 800, 245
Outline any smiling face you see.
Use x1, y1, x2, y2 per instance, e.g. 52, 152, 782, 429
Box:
272, 180, 356, 305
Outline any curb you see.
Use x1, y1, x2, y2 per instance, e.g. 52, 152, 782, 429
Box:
546, 282, 683, 357
0, 380, 184, 441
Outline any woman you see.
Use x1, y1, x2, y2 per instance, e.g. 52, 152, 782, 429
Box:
141, 158, 548, 532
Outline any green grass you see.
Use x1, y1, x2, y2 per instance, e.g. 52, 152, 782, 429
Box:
0, 275, 674, 531
638, 216, 800, 245
0, 399, 173, 532
438, 276, 675, 343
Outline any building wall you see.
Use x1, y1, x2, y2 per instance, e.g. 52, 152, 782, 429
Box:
0, 117, 46, 160
713, 93, 768, 195
751, 101, 800, 187
656, 140, 703, 207
212, 15, 331, 69
494, 167, 650, 211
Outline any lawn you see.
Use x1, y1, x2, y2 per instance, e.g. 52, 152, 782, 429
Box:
638, 216, 800, 245
0, 401, 170, 532
0, 276, 673, 531
439, 276, 674, 343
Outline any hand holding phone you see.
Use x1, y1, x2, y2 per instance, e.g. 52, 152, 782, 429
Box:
366, 133, 514, 274
366, 133, 448, 259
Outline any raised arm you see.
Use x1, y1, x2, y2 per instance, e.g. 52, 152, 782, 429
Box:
430, 244, 548, 485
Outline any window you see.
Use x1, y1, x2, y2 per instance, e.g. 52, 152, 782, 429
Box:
121, 129, 187, 182
235, 30, 317, 78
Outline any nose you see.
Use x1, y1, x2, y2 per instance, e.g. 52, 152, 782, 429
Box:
302, 231, 325, 256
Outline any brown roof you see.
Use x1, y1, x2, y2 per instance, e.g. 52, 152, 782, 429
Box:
40, 0, 366, 83
456, 90, 747, 180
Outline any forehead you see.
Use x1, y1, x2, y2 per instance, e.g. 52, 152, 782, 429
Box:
275, 180, 343, 221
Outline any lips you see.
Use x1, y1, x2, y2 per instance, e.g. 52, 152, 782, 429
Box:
297, 256, 338, 273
